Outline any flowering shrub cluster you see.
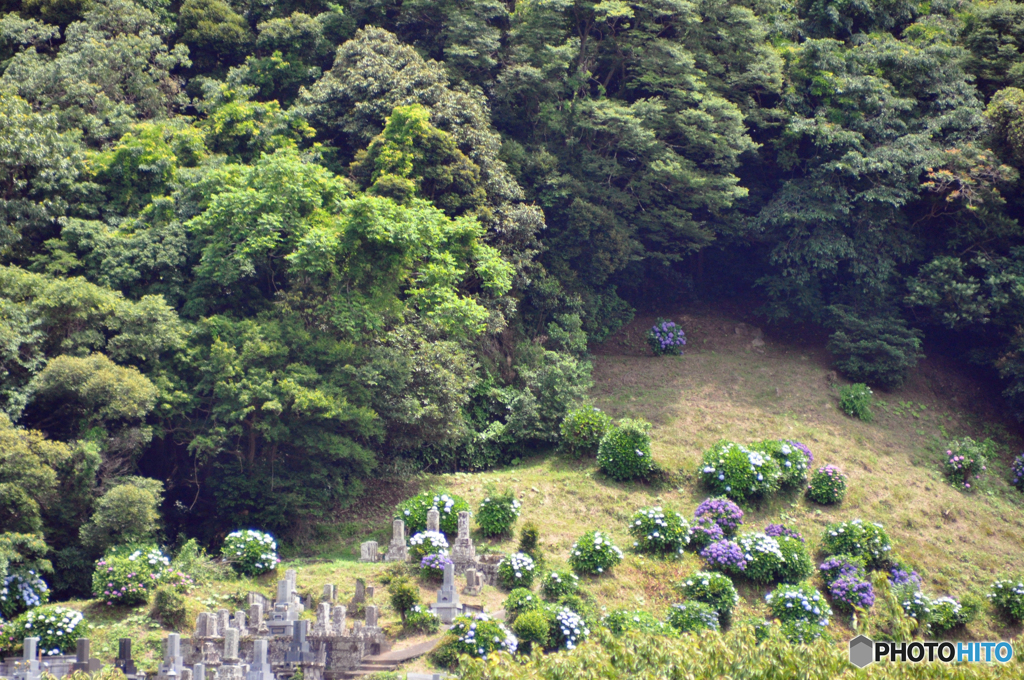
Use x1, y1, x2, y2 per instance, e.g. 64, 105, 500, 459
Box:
989, 578, 1024, 623
1012, 454, 1024, 492
0, 606, 87, 656
560, 407, 612, 458
601, 609, 676, 637
419, 553, 452, 582
443, 614, 517, 661
735, 533, 784, 583
839, 383, 874, 421
648, 319, 686, 356
91, 546, 173, 606
222, 530, 279, 576
775, 536, 814, 584
569, 530, 623, 576
408, 531, 449, 561
676, 571, 739, 618
550, 607, 590, 650
0, 571, 49, 619
820, 519, 892, 568
667, 602, 720, 633
766, 583, 831, 642
503, 589, 542, 621
395, 489, 470, 536
700, 540, 746, 575
888, 566, 921, 587
943, 438, 990, 491
896, 584, 931, 626
690, 497, 742, 549
404, 605, 440, 634
628, 506, 690, 555
758, 440, 812, 487
477, 489, 521, 537
764, 524, 802, 542
597, 419, 657, 482
820, 554, 867, 586
807, 465, 847, 505
497, 553, 536, 590
541, 570, 579, 600
829, 576, 875, 613
700, 441, 781, 502
929, 596, 978, 633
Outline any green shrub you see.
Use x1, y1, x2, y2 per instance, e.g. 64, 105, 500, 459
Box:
666, 601, 720, 633
765, 583, 832, 629
560, 407, 612, 458
541, 570, 580, 600
775, 536, 814, 584
476, 488, 521, 537
597, 419, 657, 482
171, 539, 227, 584
394, 489, 470, 536
0, 570, 49, 619
0, 605, 87, 656
675, 571, 739, 619
568, 530, 623, 576
699, 441, 782, 502
735, 533, 784, 583
511, 609, 550, 653
820, 520, 892, 569
989, 578, 1024, 623
388, 579, 419, 623
92, 546, 170, 606
928, 596, 979, 633
408, 531, 449, 561
601, 608, 676, 636
404, 605, 440, 634
943, 437, 991, 491
628, 506, 690, 555
807, 465, 847, 504
497, 553, 536, 590
153, 585, 186, 629
757, 440, 811, 488
518, 522, 542, 562
838, 383, 874, 421
779, 618, 829, 643
221, 529, 279, 576
894, 583, 931, 627
78, 478, 164, 553
826, 307, 923, 390
503, 588, 543, 622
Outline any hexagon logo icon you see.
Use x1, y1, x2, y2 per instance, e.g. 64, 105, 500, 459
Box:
849, 635, 874, 668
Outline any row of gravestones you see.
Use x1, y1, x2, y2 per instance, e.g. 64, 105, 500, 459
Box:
1, 637, 135, 680
360, 510, 478, 567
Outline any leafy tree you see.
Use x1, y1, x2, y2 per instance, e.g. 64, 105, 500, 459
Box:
177, 0, 253, 74
964, 1, 1024, 99
78, 476, 163, 552
0, 414, 69, 533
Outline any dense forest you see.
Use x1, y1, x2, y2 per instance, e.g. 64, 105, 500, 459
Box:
5, 0, 1024, 598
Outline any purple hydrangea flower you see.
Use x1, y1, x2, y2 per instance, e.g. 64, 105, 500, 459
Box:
785, 440, 813, 466
765, 523, 804, 542
694, 497, 744, 535
700, 539, 747, 573
819, 555, 864, 586
829, 575, 875, 612
888, 567, 922, 587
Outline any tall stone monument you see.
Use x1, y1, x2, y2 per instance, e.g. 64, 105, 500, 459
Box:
426, 508, 441, 533
12, 638, 41, 680
450, 511, 476, 570
384, 519, 409, 562
157, 634, 184, 680
72, 639, 103, 673
245, 641, 274, 680
114, 638, 138, 679
429, 562, 463, 624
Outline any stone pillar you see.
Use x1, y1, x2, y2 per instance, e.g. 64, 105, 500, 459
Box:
276, 580, 290, 607
233, 610, 246, 631
216, 610, 230, 636
115, 639, 137, 678
351, 578, 366, 605
385, 519, 409, 562
365, 605, 378, 628
314, 602, 332, 636
248, 603, 263, 631
322, 584, 335, 602
195, 612, 211, 638
331, 605, 347, 634
15, 637, 40, 680
193, 664, 206, 680
223, 629, 239, 663
463, 568, 482, 596
426, 508, 440, 533
430, 561, 461, 624
450, 511, 476, 567
158, 633, 184, 679
359, 541, 379, 563
244, 641, 273, 680
72, 638, 103, 673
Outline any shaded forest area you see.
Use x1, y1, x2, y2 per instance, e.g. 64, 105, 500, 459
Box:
4, 0, 1024, 596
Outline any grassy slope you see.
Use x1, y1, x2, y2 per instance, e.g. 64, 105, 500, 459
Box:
44, 310, 1024, 673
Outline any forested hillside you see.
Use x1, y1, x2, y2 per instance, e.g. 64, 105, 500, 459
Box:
4, 0, 1024, 602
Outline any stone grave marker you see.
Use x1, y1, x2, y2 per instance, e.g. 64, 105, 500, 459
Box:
450, 511, 476, 567
384, 519, 409, 562
426, 508, 440, 533
284, 620, 314, 665
13, 637, 41, 680
463, 568, 482, 596
72, 639, 103, 673
245, 641, 274, 680
115, 638, 138, 678
222, 628, 240, 664
359, 541, 379, 563
365, 605, 379, 628
157, 633, 184, 680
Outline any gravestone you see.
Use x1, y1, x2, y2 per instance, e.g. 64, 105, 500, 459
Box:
331, 605, 347, 634
364, 605, 379, 628
284, 620, 314, 665
245, 641, 274, 680
365, 586, 375, 598
248, 603, 263, 631
350, 578, 366, 607
115, 638, 138, 678
193, 663, 206, 680
450, 511, 476, 567
223, 628, 240, 663
322, 584, 336, 602
429, 562, 462, 624
72, 639, 103, 673
195, 612, 213, 638
314, 602, 333, 636
426, 508, 440, 533
384, 519, 409, 562
268, 578, 299, 636
216, 610, 230, 636
157, 633, 184, 680
359, 541, 379, 563
233, 610, 246, 631
463, 569, 482, 596
13, 637, 40, 680
201, 641, 220, 666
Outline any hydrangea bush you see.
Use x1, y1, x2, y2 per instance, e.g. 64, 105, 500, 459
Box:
765, 583, 832, 629
441, 614, 517, 661
820, 554, 867, 586
497, 553, 536, 590
549, 607, 590, 650
887, 565, 921, 588
503, 588, 542, 621
775, 536, 814, 584
829, 575, 875, 613
628, 507, 690, 555
0, 606, 87, 656
989, 578, 1024, 623
0, 571, 49, 619
758, 440, 812, 487
689, 497, 742, 550
699, 441, 782, 502
688, 520, 724, 551
541, 570, 580, 600
92, 546, 172, 606
943, 438, 990, 491
404, 605, 440, 634
408, 531, 449, 561
597, 419, 657, 482
221, 530, 279, 576
476, 489, 521, 537
896, 584, 931, 626
820, 519, 892, 568
666, 602, 720, 633
648, 319, 687, 356
807, 465, 847, 505
929, 596, 978, 633
560, 407, 613, 458
419, 553, 451, 582
395, 489, 470, 536
1011, 454, 1024, 492
764, 524, 803, 542
601, 609, 676, 636
700, 540, 746, 576
676, 571, 739, 618
568, 531, 623, 576
735, 533, 784, 583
